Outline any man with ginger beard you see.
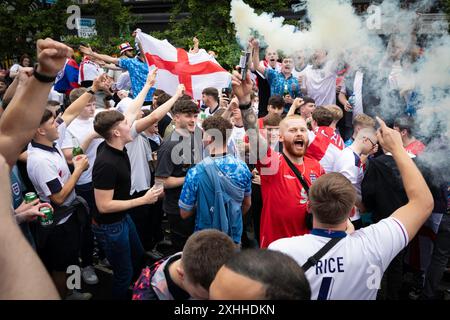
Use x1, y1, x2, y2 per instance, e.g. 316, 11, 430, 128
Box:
259, 115, 324, 248
230, 69, 324, 248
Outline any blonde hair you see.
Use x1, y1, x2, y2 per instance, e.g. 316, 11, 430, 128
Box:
324, 105, 343, 122
353, 113, 376, 128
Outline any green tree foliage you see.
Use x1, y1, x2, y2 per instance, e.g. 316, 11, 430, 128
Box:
445, 0, 450, 31
0, 0, 73, 61
0, 0, 135, 64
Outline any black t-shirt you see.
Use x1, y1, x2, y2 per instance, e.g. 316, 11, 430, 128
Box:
155, 130, 196, 215
362, 155, 408, 223
92, 141, 132, 224
158, 114, 172, 138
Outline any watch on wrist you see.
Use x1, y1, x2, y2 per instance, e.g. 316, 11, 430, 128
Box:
33, 64, 56, 83
87, 88, 96, 95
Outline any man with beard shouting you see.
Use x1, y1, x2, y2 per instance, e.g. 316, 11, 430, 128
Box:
231, 69, 325, 248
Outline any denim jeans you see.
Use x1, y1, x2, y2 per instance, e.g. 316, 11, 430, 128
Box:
92, 215, 144, 299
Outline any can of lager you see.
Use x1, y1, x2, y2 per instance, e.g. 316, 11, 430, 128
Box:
24, 192, 38, 204
38, 207, 54, 227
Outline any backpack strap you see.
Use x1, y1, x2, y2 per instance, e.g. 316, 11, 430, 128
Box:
302, 237, 344, 272
282, 152, 310, 193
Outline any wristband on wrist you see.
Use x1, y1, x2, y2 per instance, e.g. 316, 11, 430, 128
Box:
33, 64, 56, 83
87, 89, 96, 95
239, 102, 252, 110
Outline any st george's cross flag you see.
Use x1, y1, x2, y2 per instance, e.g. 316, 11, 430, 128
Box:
136, 31, 231, 100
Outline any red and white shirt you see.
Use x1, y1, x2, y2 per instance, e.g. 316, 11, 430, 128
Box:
405, 140, 426, 156
306, 126, 344, 173
79, 57, 103, 84
257, 148, 325, 248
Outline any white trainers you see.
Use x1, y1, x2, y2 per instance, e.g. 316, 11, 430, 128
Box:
65, 290, 93, 300
82, 266, 99, 285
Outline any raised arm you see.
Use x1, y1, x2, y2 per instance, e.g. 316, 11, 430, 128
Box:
79, 45, 119, 65
135, 83, 184, 133
231, 70, 268, 161
61, 74, 111, 126
0, 39, 73, 168
249, 38, 265, 75
124, 68, 157, 124
376, 117, 434, 240
0, 155, 59, 299
189, 37, 200, 54
287, 98, 304, 117
221, 96, 239, 121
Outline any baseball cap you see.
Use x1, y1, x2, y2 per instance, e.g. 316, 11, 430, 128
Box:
119, 42, 133, 55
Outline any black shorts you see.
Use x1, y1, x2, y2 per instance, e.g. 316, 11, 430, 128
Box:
38, 213, 81, 272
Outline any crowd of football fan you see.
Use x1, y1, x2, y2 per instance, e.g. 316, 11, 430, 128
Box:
0, 33, 448, 301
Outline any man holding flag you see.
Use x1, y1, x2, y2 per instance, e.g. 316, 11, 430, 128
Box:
80, 40, 154, 105
79, 30, 230, 102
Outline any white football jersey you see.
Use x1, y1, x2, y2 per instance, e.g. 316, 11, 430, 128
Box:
269, 217, 408, 300
332, 147, 364, 221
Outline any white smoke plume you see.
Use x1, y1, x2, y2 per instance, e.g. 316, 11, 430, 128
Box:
230, 0, 449, 180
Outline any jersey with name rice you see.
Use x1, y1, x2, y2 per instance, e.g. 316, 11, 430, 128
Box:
268, 217, 409, 300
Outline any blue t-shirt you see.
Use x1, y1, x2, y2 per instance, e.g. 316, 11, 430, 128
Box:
118, 57, 155, 102
179, 154, 252, 210
265, 68, 301, 98
179, 154, 252, 243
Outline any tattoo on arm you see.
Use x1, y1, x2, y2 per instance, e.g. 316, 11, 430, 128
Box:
241, 108, 268, 162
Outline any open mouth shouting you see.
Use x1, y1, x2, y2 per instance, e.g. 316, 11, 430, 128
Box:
293, 139, 305, 149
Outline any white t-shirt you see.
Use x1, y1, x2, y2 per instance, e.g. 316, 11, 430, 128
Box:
114, 71, 131, 92
229, 126, 246, 161
300, 61, 338, 106
269, 217, 409, 300
79, 59, 104, 84
204, 104, 221, 118
116, 97, 133, 114
332, 147, 364, 221
61, 117, 103, 185
27, 121, 76, 224
126, 122, 153, 194
48, 87, 64, 105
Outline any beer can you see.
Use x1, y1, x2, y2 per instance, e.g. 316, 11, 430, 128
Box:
38, 207, 54, 227
24, 192, 38, 204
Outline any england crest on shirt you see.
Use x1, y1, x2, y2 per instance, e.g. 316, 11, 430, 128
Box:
11, 182, 20, 196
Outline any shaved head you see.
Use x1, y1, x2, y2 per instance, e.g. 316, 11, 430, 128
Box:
279, 115, 309, 158
279, 115, 307, 134
356, 127, 377, 142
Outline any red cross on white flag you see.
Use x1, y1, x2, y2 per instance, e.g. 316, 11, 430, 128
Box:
136, 32, 231, 100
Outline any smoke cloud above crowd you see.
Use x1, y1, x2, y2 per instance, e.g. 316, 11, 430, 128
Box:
230, 0, 449, 182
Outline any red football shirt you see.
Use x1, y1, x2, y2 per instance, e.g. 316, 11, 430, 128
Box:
405, 140, 426, 156
305, 126, 344, 173
257, 148, 325, 248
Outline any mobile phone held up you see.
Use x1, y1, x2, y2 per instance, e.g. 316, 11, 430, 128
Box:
239, 51, 251, 81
